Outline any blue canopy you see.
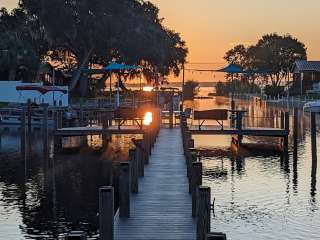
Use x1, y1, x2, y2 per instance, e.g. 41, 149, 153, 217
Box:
215, 64, 244, 74
104, 62, 139, 71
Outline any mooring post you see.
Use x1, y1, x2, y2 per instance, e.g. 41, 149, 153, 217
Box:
169, 92, 174, 129
283, 112, 290, 151
129, 149, 138, 193
58, 110, 63, 129
119, 162, 131, 218
280, 111, 285, 129
53, 110, 58, 131
197, 186, 211, 240
102, 119, 110, 148
42, 104, 49, 154
136, 140, 145, 177
143, 134, 150, 164
27, 99, 32, 132
293, 108, 298, 159
311, 112, 317, 166
20, 108, 26, 155
192, 162, 203, 217
99, 186, 114, 240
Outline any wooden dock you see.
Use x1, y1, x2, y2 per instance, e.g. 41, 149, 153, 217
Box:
54, 126, 145, 136
189, 126, 288, 137
114, 128, 196, 240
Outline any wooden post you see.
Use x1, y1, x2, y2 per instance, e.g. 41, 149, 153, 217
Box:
169, 92, 174, 129
280, 111, 285, 129
236, 112, 243, 130
197, 186, 211, 240
136, 140, 145, 177
102, 119, 110, 148
80, 104, 84, 127
192, 162, 202, 217
27, 99, 32, 132
20, 108, 26, 155
58, 110, 63, 129
119, 162, 131, 218
53, 111, 58, 131
311, 112, 317, 167
99, 186, 114, 240
206, 232, 227, 240
42, 104, 49, 154
293, 108, 298, 160
284, 112, 289, 151
129, 149, 138, 193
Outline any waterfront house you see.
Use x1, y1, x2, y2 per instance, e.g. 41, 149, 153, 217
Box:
292, 60, 320, 94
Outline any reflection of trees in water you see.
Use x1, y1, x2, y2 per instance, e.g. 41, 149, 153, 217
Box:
0, 131, 133, 238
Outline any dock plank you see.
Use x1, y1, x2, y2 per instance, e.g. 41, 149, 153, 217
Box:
114, 128, 196, 240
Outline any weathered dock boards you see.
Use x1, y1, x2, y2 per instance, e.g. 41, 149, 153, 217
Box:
114, 128, 196, 240
189, 126, 288, 137
54, 126, 145, 136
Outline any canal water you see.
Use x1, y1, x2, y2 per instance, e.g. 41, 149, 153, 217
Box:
190, 88, 320, 240
0, 88, 319, 239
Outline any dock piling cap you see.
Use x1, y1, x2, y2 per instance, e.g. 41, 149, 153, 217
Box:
99, 186, 114, 193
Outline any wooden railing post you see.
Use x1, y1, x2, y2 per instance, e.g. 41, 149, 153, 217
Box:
129, 149, 138, 193
119, 162, 131, 218
197, 186, 211, 240
99, 186, 114, 240
192, 162, 202, 217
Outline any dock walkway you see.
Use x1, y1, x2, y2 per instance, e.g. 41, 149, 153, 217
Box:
114, 128, 196, 240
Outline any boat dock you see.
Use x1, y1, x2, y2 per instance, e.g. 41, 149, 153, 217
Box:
114, 128, 196, 240
189, 126, 288, 137
54, 126, 145, 136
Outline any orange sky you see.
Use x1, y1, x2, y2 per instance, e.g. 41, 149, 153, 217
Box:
3, 0, 320, 82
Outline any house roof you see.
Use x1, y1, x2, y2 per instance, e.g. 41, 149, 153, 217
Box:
293, 60, 320, 73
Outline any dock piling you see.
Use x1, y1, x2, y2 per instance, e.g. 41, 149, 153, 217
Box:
311, 112, 317, 168
129, 149, 138, 193
192, 162, 202, 217
197, 186, 211, 240
119, 162, 131, 218
99, 186, 114, 240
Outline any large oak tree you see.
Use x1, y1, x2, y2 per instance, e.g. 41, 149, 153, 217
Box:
21, 0, 188, 96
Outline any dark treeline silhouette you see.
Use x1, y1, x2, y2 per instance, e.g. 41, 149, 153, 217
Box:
0, 0, 188, 96
224, 33, 307, 93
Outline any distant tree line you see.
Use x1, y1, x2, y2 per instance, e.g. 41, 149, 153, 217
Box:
224, 33, 307, 94
0, 0, 188, 96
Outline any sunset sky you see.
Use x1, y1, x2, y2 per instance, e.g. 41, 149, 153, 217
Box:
2, 0, 320, 81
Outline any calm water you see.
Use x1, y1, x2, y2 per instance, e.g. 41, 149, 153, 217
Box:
188, 92, 320, 240
0, 88, 319, 239
0, 125, 139, 239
